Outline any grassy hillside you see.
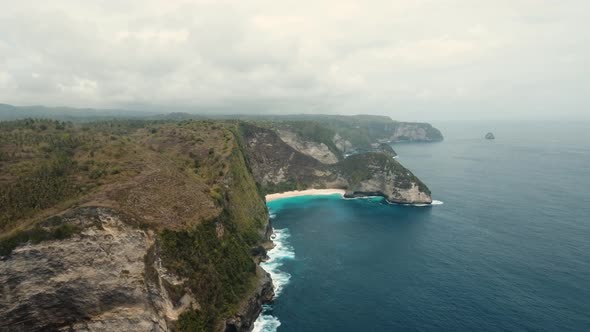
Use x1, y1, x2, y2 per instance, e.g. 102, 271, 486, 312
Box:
0, 118, 270, 330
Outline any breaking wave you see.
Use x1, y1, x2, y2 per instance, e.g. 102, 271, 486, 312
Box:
253, 228, 294, 332
387, 199, 444, 207
252, 306, 281, 332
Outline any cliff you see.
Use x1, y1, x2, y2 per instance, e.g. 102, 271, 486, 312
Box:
238, 123, 432, 204
1, 207, 170, 331
0, 119, 273, 331
339, 153, 431, 204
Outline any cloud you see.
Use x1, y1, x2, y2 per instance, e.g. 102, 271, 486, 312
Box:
0, 0, 588, 120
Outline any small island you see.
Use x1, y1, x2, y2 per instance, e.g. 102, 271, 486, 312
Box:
485, 132, 495, 140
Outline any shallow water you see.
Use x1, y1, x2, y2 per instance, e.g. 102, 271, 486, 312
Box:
254, 121, 590, 332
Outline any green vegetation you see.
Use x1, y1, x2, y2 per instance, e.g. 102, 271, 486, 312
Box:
334, 152, 430, 194
0, 118, 154, 233
339, 153, 389, 186
160, 133, 268, 331
261, 179, 301, 195
384, 157, 431, 194
0, 223, 80, 256
161, 213, 258, 331
0, 154, 79, 231
277, 115, 394, 149
377, 143, 397, 157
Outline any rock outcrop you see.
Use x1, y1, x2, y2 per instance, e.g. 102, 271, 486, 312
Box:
0, 208, 175, 332
388, 122, 443, 142
0, 206, 275, 332
339, 153, 432, 204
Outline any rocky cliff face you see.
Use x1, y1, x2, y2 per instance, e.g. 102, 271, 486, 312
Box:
0, 207, 176, 332
277, 130, 339, 164
239, 123, 432, 204
339, 153, 432, 204
1, 188, 272, 332
333, 133, 354, 154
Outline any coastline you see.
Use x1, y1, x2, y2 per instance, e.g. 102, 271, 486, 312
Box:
255, 189, 441, 331
265, 189, 346, 202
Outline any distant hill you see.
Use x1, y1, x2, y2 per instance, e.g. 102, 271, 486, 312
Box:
0, 103, 443, 147
210, 114, 443, 148
0, 103, 155, 121
150, 112, 206, 121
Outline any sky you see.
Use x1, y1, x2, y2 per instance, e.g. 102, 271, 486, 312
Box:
0, 0, 588, 121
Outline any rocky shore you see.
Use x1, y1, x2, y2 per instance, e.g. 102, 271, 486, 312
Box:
223, 267, 274, 332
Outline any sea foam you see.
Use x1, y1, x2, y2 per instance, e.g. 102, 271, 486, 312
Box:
253, 227, 294, 331
252, 307, 281, 332
387, 199, 444, 207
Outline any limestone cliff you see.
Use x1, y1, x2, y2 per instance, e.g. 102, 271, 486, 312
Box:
339, 153, 432, 204
0, 208, 172, 331
276, 129, 339, 164
238, 123, 432, 204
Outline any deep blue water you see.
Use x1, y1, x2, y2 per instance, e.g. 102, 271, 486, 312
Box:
254, 121, 590, 332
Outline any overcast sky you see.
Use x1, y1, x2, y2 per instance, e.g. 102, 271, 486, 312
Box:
0, 0, 588, 120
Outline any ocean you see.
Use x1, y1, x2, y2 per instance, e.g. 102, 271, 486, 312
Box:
254, 121, 590, 332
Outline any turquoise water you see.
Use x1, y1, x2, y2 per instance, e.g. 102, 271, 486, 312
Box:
254, 121, 590, 332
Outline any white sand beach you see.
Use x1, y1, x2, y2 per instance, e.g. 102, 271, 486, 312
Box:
265, 189, 346, 202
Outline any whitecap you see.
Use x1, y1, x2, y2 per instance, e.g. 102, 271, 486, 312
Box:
342, 195, 382, 201
254, 228, 294, 331
261, 228, 294, 295
252, 311, 281, 332
386, 199, 444, 207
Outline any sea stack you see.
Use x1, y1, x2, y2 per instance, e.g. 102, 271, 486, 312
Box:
485, 132, 495, 140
